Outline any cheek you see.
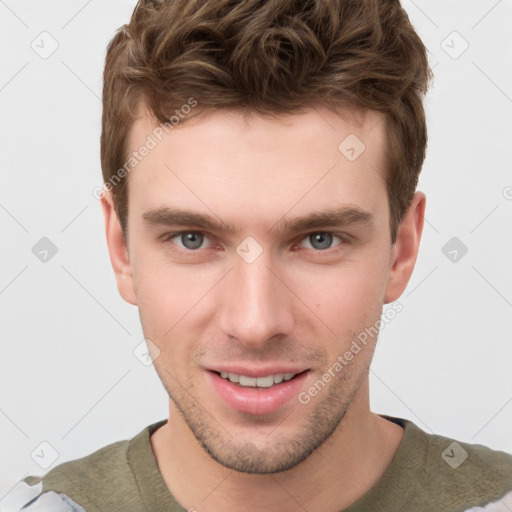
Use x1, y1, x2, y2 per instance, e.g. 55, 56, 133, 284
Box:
132, 232, 392, 359
133, 254, 221, 349
297, 257, 389, 340
135, 269, 202, 381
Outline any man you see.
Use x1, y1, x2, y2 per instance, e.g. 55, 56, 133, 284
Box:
13, 0, 512, 510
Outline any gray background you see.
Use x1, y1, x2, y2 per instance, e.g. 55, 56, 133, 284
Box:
1, 0, 511, 505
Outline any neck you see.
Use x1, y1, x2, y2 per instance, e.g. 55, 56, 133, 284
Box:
150, 380, 404, 512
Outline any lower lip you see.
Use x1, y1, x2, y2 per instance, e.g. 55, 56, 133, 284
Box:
206, 370, 310, 415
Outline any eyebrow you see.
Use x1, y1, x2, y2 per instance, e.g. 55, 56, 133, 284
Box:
142, 206, 374, 235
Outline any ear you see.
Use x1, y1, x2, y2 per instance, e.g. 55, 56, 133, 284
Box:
100, 191, 137, 306
384, 191, 426, 303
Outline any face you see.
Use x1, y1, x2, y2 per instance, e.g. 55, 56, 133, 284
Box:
103, 105, 424, 474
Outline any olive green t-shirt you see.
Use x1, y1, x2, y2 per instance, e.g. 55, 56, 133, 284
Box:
14, 416, 512, 511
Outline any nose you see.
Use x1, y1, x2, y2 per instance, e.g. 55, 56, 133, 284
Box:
218, 250, 294, 349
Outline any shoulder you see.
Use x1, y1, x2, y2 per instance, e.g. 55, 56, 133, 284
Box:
2, 479, 86, 512
423, 428, 512, 492
10, 421, 166, 512
42, 437, 132, 489
13, 439, 131, 512
393, 416, 512, 511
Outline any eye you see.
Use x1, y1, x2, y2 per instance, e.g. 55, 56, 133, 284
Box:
166, 231, 212, 250
298, 232, 343, 251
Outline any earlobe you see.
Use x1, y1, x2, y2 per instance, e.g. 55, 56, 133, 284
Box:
384, 191, 426, 304
100, 192, 137, 306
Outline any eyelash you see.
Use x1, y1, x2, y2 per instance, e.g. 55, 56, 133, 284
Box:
160, 231, 350, 254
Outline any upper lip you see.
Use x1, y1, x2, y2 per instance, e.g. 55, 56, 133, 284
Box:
207, 365, 310, 378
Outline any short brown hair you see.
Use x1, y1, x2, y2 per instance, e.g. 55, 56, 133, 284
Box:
100, 0, 432, 243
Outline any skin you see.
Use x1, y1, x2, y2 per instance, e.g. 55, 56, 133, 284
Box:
102, 104, 425, 511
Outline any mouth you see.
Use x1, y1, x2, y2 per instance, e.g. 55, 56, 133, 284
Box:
214, 370, 308, 388
206, 368, 311, 415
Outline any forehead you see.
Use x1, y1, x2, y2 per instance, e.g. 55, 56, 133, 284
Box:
126, 104, 388, 230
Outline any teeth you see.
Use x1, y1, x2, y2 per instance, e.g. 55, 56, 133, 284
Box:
256, 375, 274, 388
239, 375, 257, 386
218, 371, 299, 387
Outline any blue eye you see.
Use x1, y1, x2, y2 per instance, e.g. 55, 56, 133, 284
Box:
170, 232, 210, 250
299, 232, 343, 251
162, 231, 346, 254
